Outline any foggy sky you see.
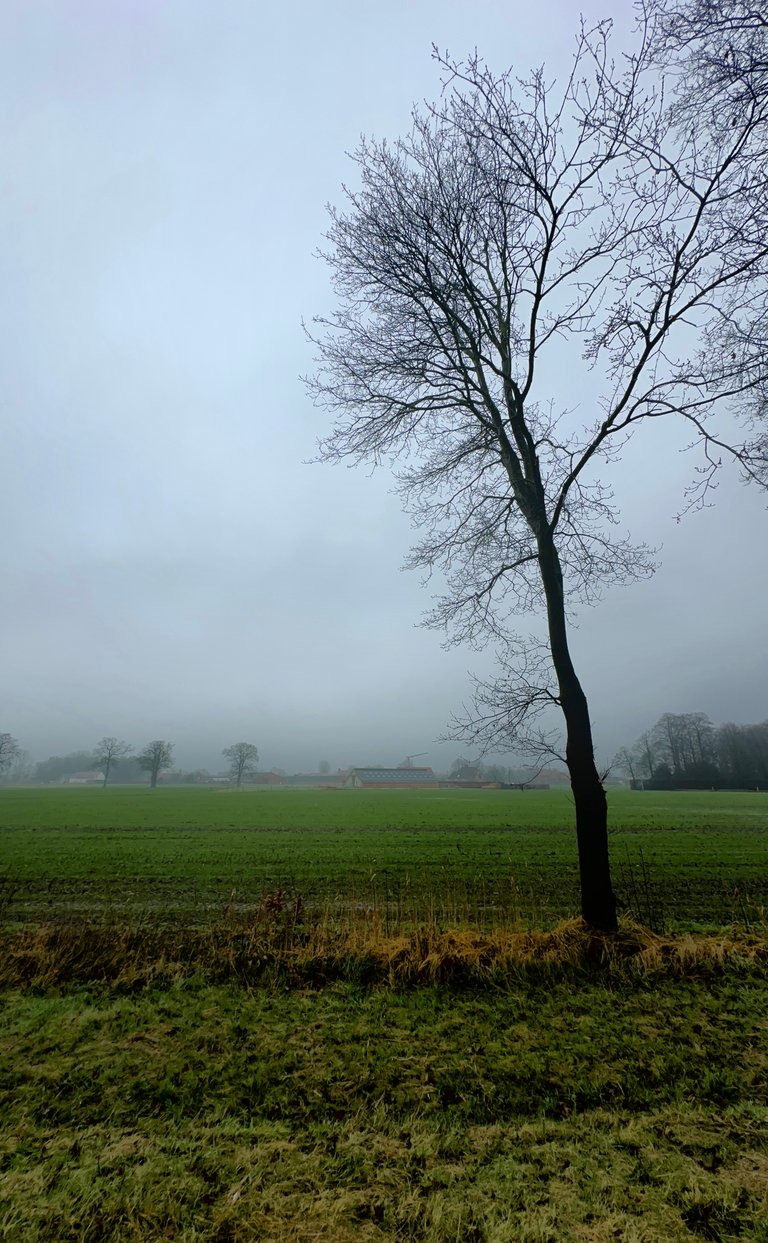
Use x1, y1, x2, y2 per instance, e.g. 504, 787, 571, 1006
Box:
2, 0, 766, 775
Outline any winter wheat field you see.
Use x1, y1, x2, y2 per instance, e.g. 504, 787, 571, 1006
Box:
1, 787, 767, 1241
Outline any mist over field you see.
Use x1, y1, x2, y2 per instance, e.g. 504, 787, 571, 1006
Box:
1, 0, 766, 775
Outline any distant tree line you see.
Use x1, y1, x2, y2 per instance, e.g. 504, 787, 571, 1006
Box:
450, 757, 510, 783
0, 734, 260, 788
448, 758, 546, 786
28, 739, 177, 788
614, 714, 768, 790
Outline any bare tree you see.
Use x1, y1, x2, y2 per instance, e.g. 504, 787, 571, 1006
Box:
222, 742, 259, 788
94, 737, 133, 788
612, 731, 659, 786
8, 748, 32, 784
137, 740, 174, 789
612, 746, 639, 785
307, 11, 768, 929
636, 732, 657, 784
716, 719, 768, 785
655, 0, 768, 114
650, 712, 716, 777
0, 733, 21, 779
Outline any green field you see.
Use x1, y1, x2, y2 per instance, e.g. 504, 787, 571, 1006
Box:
2, 786, 766, 930
2, 786, 767, 1240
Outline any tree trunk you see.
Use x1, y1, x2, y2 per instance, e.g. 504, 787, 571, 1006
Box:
538, 532, 618, 931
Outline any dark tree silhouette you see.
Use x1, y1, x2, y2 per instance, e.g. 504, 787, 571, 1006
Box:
94, 737, 133, 788
222, 742, 259, 788
307, 9, 768, 929
137, 740, 174, 789
655, 0, 768, 113
0, 733, 20, 777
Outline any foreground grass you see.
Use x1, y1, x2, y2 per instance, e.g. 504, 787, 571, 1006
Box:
3, 791, 766, 1238
2, 972, 767, 1241
2, 787, 767, 929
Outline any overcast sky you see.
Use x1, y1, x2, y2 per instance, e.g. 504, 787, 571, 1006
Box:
2, 0, 766, 774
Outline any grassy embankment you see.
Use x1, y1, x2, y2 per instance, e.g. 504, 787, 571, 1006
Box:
1, 787, 766, 1240
2, 976, 767, 1240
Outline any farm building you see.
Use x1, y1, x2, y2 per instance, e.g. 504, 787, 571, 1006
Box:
344, 767, 438, 789
246, 771, 284, 785
65, 771, 104, 785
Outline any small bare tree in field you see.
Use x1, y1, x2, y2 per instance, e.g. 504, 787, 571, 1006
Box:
138, 740, 174, 789
307, 3, 768, 930
0, 733, 21, 778
223, 742, 259, 788
613, 732, 657, 787
94, 737, 133, 788
612, 747, 640, 786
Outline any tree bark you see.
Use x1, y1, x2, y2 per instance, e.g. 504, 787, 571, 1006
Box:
538, 530, 618, 931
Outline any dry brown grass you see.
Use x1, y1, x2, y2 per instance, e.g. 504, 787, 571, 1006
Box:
2, 908, 766, 991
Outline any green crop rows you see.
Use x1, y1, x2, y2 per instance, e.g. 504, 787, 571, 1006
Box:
2, 786, 766, 930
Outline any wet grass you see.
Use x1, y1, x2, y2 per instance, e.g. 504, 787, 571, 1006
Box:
2, 973, 767, 1241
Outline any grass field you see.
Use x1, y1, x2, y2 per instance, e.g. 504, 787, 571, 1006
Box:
2, 786, 766, 929
2, 786, 767, 1240
2, 975, 767, 1241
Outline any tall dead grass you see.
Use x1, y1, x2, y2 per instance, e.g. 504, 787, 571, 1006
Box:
1, 904, 766, 991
